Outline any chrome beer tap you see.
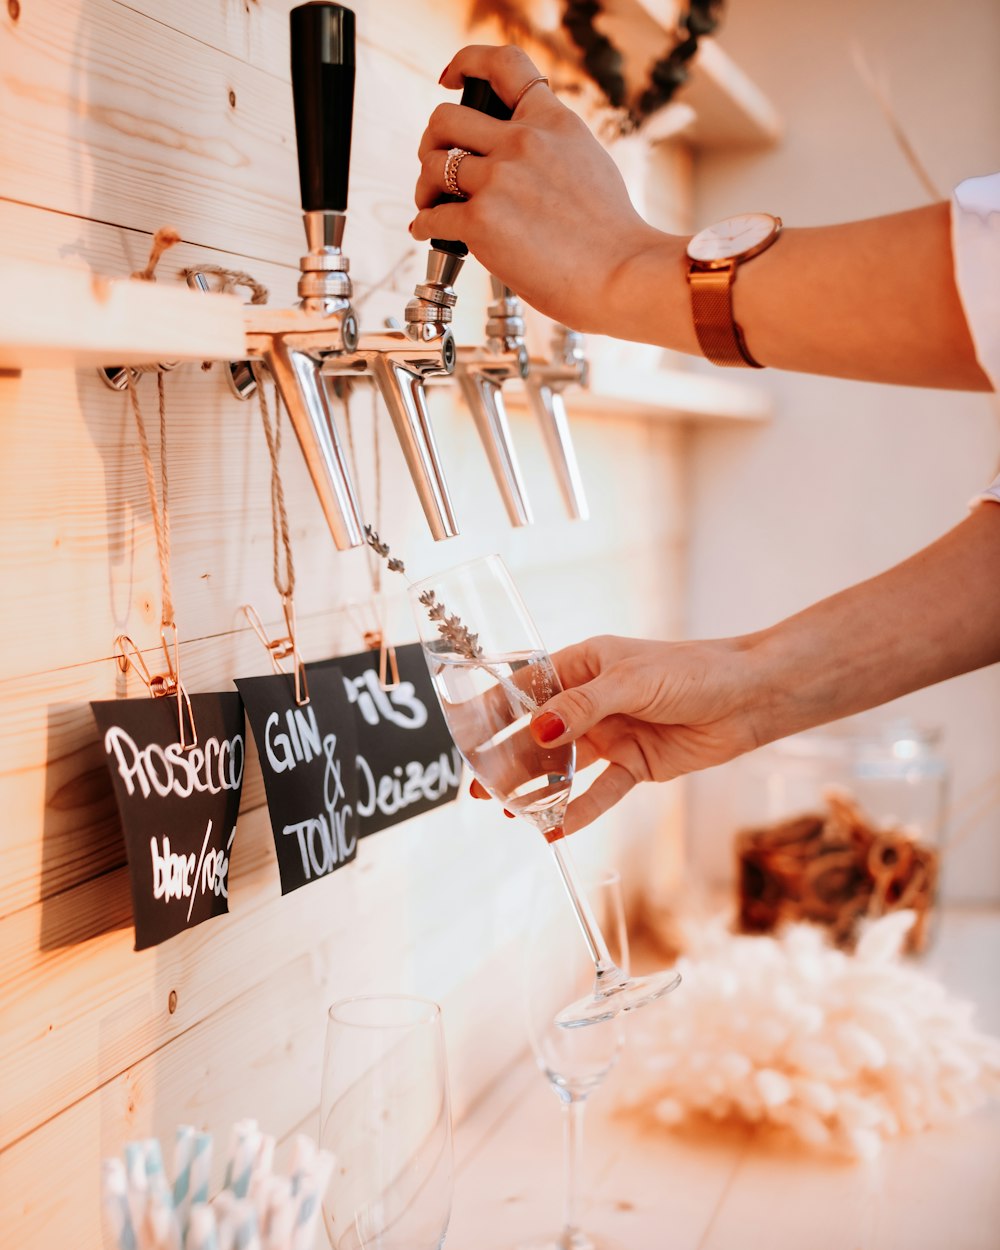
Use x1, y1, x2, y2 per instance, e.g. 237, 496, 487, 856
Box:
241, 1, 364, 550
453, 277, 534, 527
524, 324, 590, 522
244, 2, 460, 547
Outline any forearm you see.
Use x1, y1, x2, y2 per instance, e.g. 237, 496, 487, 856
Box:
613, 203, 990, 391
744, 503, 1000, 744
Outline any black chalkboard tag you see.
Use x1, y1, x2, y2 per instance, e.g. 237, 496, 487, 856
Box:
235, 667, 360, 894
90, 693, 246, 951
315, 642, 463, 837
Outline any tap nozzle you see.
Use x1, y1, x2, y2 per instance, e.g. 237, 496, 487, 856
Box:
297, 211, 358, 348
404, 246, 465, 343
523, 324, 590, 522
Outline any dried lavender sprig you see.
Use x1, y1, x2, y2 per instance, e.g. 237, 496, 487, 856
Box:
364, 525, 406, 576
417, 590, 482, 662
418, 590, 537, 717
363, 526, 539, 717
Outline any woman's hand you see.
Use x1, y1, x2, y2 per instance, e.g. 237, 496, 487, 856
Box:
412, 44, 675, 338
472, 634, 767, 835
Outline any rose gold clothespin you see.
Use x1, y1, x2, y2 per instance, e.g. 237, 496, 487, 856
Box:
115, 626, 198, 750
363, 628, 400, 691
242, 596, 310, 706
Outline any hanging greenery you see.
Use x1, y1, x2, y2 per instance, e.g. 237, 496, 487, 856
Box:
561, 0, 725, 132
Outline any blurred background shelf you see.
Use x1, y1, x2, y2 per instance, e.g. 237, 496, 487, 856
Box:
507, 361, 772, 424
603, 0, 783, 149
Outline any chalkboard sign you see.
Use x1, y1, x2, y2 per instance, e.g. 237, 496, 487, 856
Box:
316, 643, 463, 838
91, 693, 246, 951
236, 667, 360, 894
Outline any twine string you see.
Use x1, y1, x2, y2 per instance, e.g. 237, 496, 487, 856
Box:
255, 373, 296, 601
126, 371, 175, 628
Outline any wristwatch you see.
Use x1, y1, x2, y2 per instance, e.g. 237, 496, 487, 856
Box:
686, 213, 782, 368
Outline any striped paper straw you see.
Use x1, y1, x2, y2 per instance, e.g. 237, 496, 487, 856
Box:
172, 1125, 196, 1242
123, 1141, 149, 1240
101, 1157, 138, 1250
287, 1135, 316, 1197
292, 1147, 335, 1250
260, 1176, 293, 1250
232, 1198, 261, 1250
143, 1137, 171, 1202
190, 1131, 214, 1209
248, 1133, 275, 1216
147, 1189, 182, 1250
224, 1120, 260, 1199
187, 1204, 219, 1250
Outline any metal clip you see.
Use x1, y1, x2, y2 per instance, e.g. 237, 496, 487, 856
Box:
115, 627, 198, 750
242, 597, 310, 706
363, 628, 400, 691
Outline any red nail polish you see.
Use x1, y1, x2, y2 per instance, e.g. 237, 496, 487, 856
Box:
533, 712, 565, 744
407, 218, 415, 234
503, 809, 515, 819
438, 61, 452, 85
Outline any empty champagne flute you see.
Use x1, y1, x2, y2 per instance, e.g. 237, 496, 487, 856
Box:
519, 867, 631, 1250
408, 554, 680, 1027
320, 995, 453, 1250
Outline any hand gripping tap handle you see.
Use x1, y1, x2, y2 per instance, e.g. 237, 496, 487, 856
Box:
430, 78, 512, 257
290, 2, 355, 214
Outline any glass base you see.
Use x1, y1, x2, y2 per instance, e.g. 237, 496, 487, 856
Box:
555, 968, 682, 1029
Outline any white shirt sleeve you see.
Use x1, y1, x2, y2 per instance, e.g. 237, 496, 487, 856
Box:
951, 173, 1000, 505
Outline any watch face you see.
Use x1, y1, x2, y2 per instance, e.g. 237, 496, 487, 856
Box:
687, 213, 780, 263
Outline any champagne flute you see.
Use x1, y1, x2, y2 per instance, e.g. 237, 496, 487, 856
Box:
319, 995, 453, 1250
408, 554, 680, 1027
519, 867, 631, 1250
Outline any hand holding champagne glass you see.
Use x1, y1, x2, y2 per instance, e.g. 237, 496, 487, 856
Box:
409, 555, 680, 1027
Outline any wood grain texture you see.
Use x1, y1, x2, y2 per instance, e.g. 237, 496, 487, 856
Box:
0, 3, 693, 1246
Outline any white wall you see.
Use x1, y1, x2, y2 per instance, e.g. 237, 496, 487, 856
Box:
685, 0, 1000, 902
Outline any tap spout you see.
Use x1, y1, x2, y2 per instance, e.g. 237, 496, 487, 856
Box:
455, 348, 532, 527
259, 333, 365, 550
523, 379, 589, 522
524, 325, 590, 521
365, 344, 458, 541
325, 328, 459, 541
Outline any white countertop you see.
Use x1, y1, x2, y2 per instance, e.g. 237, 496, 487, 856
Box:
449, 907, 1000, 1250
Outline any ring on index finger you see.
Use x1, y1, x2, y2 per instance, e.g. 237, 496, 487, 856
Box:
512, 74, 549, 111
443, 147, 472, 198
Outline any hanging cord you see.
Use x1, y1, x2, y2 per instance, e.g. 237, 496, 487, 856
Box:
179, 264, 269, 305
341, 385, 400, 689
119, 371, 197, 749
257, 374, 296, 601
115, 227, 197, 748
241, 369, 310, 705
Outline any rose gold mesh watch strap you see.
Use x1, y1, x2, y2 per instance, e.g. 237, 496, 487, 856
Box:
689, 267, 763, 369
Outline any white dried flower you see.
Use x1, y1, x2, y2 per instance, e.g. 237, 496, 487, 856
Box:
617, 911, 1000, 1160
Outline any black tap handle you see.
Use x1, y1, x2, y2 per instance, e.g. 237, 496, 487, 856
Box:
290, 2, 356, 214
431, 77, 512, 258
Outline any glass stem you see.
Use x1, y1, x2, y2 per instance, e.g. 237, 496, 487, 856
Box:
549, 839, 616, 974
561, 1095, 587, 1242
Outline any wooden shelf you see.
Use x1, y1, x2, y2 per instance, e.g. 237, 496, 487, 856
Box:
602, 0, 782, 149
0, 259, 247, 370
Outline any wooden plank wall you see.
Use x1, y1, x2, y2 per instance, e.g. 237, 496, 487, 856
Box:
0, 3, 691, 1245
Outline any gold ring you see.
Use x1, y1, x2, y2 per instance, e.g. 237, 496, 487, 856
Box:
443, 146, 471, 198
512, 74, 549, 111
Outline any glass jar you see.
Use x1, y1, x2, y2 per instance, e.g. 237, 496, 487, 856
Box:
735, 718, 948, 954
